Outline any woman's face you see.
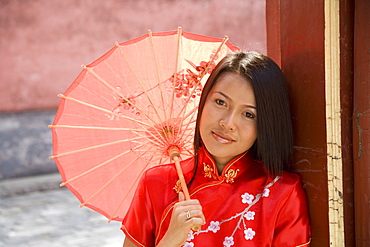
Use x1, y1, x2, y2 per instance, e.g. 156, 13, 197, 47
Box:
199, 72, 257, 169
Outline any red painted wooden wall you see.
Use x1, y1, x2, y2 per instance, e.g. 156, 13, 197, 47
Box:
266, 0, 369, 246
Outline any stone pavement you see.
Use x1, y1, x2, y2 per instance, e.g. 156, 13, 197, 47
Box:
0, 173, 125, 247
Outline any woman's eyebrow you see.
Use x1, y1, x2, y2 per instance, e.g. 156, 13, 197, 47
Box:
216, 91, 231, 100
215, 91, 256, 109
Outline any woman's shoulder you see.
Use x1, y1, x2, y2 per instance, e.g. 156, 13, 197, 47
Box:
280, 170, 302, 184
273, 171, 306, 198
265, 170, 304, 195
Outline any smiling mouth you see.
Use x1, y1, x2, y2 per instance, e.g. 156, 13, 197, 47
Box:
212, 131, 234, 144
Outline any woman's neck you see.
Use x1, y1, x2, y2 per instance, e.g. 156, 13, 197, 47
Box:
214, 157, 235, 175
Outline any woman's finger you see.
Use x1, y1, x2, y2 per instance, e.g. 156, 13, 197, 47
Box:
174, 199, 202, 210
178, 191, 185, 202
182, 209, 203, 221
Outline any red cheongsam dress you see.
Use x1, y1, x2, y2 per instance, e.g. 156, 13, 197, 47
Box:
121, 147, 311, 246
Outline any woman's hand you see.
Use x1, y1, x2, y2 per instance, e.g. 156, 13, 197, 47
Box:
157, 192, 205, 247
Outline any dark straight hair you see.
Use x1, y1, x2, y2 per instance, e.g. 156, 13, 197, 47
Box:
193, 51, 293, 176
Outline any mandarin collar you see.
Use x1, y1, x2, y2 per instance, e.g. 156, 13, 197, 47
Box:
198, 147, 253, 183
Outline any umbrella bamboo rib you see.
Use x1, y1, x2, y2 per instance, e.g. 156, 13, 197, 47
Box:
169, 27, 182, 120
61, 142, 146, 187
181, 106, 198, 121
135, 40, 166, 125
114, 43, 165, 127
108, 153, 157, 222
138, 144, 194, 160
148, 30, 167, 121
177, 108, 198, 145
48, 125, 148, 132
49, 137, 143, 159
49, 123, 167, 148
82, 65, 125, 99
58, 94, 153, 128
181, 130, 196, 150
175, 36, 229, 122
48, 123, 166, 152
131, 130, 166, 148
183, 145, 194, 157
174, 36, 229, 148
83, 62, 163, 135
114, 45, 172, 146
82, 63, 164, 139
80, 144, 154, 208
128, 152, 170, 162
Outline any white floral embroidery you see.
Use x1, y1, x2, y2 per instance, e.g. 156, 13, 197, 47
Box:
192, 176, 280, 245
263, 188, 270, 197
223, 236, 234, 247
183, 242, 194, 247
208, 221, 220, 233
244, 228, 256, 240
186, 230, 194, 241
241, 192, 254, 204
244, 211, 255, 220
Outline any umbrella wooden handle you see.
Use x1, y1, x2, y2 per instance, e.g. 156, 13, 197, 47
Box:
169, 149, 201, 231
173, 156, 201, 231
172, 155, 191, 201
168, 146, 190, 200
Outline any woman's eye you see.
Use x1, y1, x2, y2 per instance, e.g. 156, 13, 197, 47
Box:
215, 99, 225, 106
245, 112, 255, 119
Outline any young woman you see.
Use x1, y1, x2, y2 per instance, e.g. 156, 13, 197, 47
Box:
122, 51, 311, 247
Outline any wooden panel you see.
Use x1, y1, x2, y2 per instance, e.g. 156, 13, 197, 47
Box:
267, 0, 369, 245
339, 0, 355, 246
266, 0, 329, 246
353, 0, 370, 245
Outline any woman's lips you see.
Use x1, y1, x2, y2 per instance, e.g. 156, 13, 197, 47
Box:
212, 131, 234, 144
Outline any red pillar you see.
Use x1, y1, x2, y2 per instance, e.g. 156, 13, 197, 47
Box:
353, 0, 370, 246
266, 0, 361, 246
339, 1, 355, 246
266, 1, 328, 245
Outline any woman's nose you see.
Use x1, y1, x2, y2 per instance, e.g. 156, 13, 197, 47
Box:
219, 113, 237, 131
